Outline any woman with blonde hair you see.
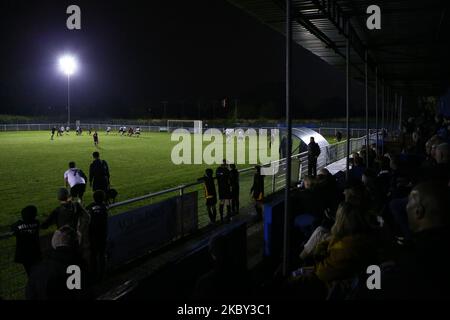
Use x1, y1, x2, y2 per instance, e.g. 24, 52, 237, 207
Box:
313, 202, 376, 284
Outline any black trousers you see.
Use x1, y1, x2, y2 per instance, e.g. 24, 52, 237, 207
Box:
308, 158, 318, 177
71, 183, 86, 199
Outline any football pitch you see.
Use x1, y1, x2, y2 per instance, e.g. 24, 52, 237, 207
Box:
0, 130, 337, 228
0, 130, 267, 228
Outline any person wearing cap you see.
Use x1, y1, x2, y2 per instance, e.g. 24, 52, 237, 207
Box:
26, 225, 89, 300
11, 205, 42, 276
41, 188, 88, 230
41, 188, 91, 263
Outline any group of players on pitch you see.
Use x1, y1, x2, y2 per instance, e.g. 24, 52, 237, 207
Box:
200, 160, 265, 224
51, 126, 100, 146
118, 126, 141, 137
50, 125, 142, 147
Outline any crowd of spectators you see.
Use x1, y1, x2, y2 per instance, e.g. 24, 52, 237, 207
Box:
268, 108, 450, 299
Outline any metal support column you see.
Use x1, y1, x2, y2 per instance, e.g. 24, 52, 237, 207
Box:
365, 50, 369, 167
381, 81, 385, 155
345, 29, 351, 179
282, 0, 292, 277
375, 67, 378, 154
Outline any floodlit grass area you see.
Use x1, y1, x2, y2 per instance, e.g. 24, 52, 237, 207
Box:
0, 130, 289, 227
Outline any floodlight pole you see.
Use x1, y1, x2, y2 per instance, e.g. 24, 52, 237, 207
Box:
67, 74, 71, 126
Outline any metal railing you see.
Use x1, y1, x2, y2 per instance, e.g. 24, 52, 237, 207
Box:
317, 127, 373, 138
0, 129, 381, 299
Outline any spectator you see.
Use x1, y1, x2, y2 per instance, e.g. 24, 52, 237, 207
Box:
316, 168, 340, 214
307, 137, 321, 177
362, 168, 385, 213
435, 142, 449, 170
288, 202, 376, 299
229, 164, 240, 216
64, 161, 87, 201
200, 169, 218, 224
299, 219, 332, 263
26, 226, 88, 300
216, 159, 232, 222
422, 142, 449, 184
86, 190, 109, 282
313, 202, 376, 286
41, 188, 91, 263
89, 151, 110, 192
250, 165, 264, 221
376, 182, 450, 299
349, 154, 365, 182
292, 176, 323, 218
10, 206, 42, 276
376, 156, 392, 199
343, 180, 368, 209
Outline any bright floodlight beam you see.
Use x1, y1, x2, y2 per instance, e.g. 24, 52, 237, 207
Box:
59, 55, 77, 125
59, 55, 77, 75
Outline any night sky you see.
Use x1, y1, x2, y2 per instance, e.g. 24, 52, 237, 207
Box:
0, 0, 367, 119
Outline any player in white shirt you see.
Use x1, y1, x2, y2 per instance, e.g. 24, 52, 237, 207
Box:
64, 161, 87, 200
236, 128, 245, 141
65, 126, 70, 135
106, 126, 111, 135
225, 128, 234, 143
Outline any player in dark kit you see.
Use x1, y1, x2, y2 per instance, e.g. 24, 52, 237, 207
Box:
51, 126, 56, 140
250, 165, 264, 221
215, 159, 232, 222
199, 169, 217, 224
93, 131, 99, 146
229, 164, 240, 216
89, 151, 110, 192
10, 206, 42, 276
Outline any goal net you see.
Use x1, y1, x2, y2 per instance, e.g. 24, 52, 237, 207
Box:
167, 120, 202, 134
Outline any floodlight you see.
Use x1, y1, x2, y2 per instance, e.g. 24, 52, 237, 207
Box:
59, 55, 77, 76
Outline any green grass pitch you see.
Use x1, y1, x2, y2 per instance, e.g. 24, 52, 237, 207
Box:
0, 130, 271, 228
0, 130, 336, 228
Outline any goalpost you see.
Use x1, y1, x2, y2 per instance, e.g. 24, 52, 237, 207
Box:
167, 120, 202, 134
